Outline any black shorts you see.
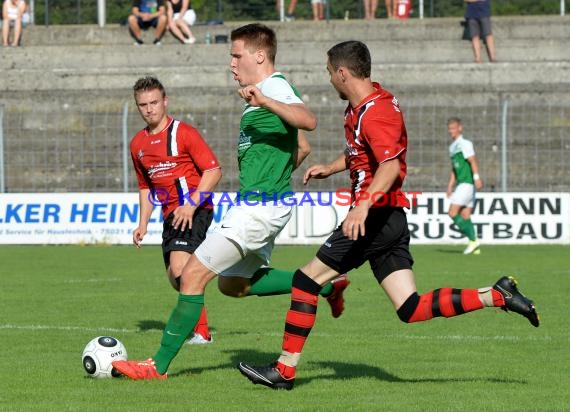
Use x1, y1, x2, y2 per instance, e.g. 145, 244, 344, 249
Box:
316, 207, 414, 283
468, 16, 492, 39
137, 16, 159, 29
161, 207, 213, 268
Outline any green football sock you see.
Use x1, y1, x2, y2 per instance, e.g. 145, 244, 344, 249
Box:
248, 267, 333, 297
452, 215, 476, 241
463, 218, 477, 241
153, 294, 204, 374
452, 215, 468, 237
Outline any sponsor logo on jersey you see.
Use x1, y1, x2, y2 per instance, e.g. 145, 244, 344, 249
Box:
148, 161, 177, 178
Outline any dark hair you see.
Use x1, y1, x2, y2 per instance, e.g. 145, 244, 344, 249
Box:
447, 117, 462, 125
231, 23, 277, 64
327, 41, 371, 79
133, 76, 166, 98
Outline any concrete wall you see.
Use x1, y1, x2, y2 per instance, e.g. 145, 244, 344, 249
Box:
1, 16, 569, 193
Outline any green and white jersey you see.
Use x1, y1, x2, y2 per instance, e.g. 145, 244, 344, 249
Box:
449, 135, 475, 184
237, 72, 303, 201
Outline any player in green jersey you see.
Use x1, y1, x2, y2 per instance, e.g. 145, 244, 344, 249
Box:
112, 23, 350, 380
446, 117, 483, 254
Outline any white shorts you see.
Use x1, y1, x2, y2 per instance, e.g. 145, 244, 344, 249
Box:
173, 9, 196, 26
194, 203, 292, 278
450, 183, 476, 208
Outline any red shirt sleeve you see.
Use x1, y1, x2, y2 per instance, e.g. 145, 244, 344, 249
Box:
179, 123, 221, 173
361, 99, 406, 164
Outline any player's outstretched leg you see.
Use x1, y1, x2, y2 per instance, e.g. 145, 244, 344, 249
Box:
396, 275, 539, 328
493, 276, 539, 327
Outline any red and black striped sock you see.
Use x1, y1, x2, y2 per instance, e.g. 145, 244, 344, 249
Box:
397, 287, 505, 323
276, 270, 321, 379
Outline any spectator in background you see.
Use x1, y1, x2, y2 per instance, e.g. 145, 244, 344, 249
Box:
363, 0, 378, 20
276, 0, 297, 21
465, 0, 496, 63
311, 0, 325, 21
2, 0, 27, 47
167, 0, 196, 44
385, 0, 395, 18
128, 0, 167, 46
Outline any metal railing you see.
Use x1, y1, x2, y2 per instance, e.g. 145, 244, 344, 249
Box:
1, 94, 568, 194
27, 0, 567, 27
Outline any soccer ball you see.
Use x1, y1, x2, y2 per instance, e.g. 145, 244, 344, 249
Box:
82, 336, 127, 379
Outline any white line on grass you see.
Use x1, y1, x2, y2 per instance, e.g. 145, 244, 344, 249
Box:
0, 324, 560, 342
0, 324, 142, 333
63, 278, 122, 283
381, 334, 554, 342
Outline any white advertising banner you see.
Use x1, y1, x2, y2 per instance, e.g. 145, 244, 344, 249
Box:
0, 192, 568, 245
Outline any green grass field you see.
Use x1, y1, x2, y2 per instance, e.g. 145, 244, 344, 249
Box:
0, 244, 568, 411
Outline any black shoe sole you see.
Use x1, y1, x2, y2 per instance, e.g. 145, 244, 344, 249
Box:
237, 362, 294, 390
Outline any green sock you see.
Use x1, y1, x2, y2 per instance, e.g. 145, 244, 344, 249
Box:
463, 218, 476, 241
248, 267, 333, 297
153, 294, 204, 374
452, 215, 476, 241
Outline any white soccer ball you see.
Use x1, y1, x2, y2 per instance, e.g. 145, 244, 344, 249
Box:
82, 336, 128, 379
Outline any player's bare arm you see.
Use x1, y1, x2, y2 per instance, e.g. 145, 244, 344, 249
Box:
467, 156, 483, 190
134, 188, 155, 248
446, 171, 456, 198
303, 154, 347, 184
172, 167, 222, 231
238, 86, 317, 131
293, 130, 311, 170
342, 158, 401, 241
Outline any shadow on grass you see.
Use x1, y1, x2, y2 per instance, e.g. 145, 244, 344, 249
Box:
172, 348, 276, 378
137, 320, 166, 331
173, 351, 527, 387
435, 248, 463, 254
308, 360, 528, 385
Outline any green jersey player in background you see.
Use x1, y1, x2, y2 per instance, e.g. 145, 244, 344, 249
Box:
112, 23, 350, 380
446, 117, 483, 255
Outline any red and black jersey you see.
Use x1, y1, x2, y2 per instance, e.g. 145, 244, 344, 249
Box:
343, 82, 409, 209
130, 117, 220, 218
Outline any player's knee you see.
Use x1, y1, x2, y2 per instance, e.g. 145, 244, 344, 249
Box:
170, 274, 181, 291
167, 266, 182, 291
218, 277, 249, 298
218, 285, 246, 297
396, 292, 420, 323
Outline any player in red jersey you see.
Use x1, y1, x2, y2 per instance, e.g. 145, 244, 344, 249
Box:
237, 40, 539, 390
130, 76, 222, 344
